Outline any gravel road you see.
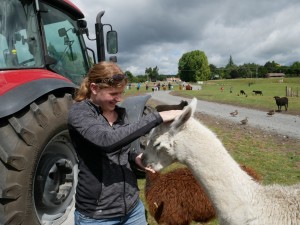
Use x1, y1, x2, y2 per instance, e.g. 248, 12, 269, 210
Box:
147, 90, 300, 140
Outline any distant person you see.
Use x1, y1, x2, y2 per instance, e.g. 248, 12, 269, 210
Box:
157, 82, 161, 91
179, 84, 182, 90
137, 82, 141, 91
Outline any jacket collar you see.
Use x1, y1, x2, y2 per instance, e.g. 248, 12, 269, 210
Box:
84, 99, 126, 122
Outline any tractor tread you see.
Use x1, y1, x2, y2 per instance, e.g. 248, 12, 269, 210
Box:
8, 117, 37, 146
0, 145, 26, 170
0, 92, 76, 225
0, 184, 22, 199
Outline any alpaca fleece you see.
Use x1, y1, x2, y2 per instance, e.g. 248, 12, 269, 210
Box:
145, 165, 261, 225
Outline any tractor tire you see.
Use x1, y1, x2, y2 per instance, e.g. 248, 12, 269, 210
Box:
0, 93, 78, 225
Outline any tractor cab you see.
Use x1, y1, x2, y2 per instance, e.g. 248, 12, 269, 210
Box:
0, 0, 118, 84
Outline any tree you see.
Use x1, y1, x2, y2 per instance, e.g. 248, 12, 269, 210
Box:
136, 75, 147, 83
145, 66, 159, 81
225, 55, 237, 78
242, 63, 261, 78
288, 61, 300, 76
264, 61, 281, 73
226, 55, 235, 68
178, 50, 210, 82
229, 69, 239, 79
124, 71, 134, 82
209, 64, 218, 79
237, 64, 253, 78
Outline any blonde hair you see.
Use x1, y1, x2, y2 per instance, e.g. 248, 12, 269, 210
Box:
75, 61, 127, 102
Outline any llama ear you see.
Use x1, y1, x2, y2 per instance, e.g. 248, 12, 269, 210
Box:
170, 98, 197, 131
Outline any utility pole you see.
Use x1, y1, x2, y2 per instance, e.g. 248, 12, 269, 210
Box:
256, 66, 258, 79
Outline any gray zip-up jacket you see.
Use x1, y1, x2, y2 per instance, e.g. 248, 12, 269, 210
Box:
67, 99, 163, 219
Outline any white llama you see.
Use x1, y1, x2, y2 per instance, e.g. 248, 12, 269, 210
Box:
142, 98, 300, 225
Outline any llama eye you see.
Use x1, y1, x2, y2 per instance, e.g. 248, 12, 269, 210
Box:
153, 142, 160, 148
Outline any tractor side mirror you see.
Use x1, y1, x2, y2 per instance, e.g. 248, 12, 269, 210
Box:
106, 30, 118, 54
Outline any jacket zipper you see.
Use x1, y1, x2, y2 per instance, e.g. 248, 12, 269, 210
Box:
97, 157, 103, 205
119, 151, 127, 216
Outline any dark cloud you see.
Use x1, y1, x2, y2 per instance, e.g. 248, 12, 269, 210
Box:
73, 0, 300, 74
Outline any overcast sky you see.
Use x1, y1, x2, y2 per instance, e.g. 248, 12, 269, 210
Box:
72, 0, 300, 75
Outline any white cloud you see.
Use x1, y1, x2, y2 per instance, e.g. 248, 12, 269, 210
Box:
71, 0, 300, 74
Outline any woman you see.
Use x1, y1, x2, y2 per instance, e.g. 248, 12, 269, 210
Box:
68, 61, 182, 225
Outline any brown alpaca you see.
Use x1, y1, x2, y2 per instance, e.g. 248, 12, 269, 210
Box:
145, 165, 261, 225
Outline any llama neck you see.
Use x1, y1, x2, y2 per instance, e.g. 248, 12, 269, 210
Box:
177, 119, 257, 219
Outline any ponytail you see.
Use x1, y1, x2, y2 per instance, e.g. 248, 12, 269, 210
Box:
74, 77, 90, 102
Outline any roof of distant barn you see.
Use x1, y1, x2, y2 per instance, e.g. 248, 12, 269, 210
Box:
265, 73, 285, 77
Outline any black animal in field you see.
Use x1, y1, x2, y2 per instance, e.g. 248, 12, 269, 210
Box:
253, 90, 263, 96
274, 96, 288, 111
240, 90, 246, 95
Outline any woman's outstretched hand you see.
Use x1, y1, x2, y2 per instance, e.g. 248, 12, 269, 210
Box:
135, 153, 156, 173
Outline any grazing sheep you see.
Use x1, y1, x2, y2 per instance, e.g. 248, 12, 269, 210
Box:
145, 166, 261, 225
142, 98, 300, 225
274, 96, 288, 111
240, 90, 246, 95
253, 90, 263, 95
155, 100, 188, 112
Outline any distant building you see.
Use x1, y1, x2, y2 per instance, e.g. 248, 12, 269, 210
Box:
211, 74, 220, 80
265, 73, 285, 78
166, 77, 181, 82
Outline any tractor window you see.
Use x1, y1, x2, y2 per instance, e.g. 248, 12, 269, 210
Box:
0, 0, 43, 69
40, 2, 89, 84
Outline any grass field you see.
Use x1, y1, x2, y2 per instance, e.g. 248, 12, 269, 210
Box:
124, 77, 300, 114
122, 78, 300, 225
171, 78, 300, 115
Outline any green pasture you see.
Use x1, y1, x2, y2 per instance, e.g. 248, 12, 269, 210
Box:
172, 77, 300, 114
124, 78, 300, 114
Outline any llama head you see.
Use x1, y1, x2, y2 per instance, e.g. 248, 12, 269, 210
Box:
142, 98, 197, 171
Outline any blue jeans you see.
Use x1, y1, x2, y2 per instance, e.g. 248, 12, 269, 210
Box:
74, 200, 147, 225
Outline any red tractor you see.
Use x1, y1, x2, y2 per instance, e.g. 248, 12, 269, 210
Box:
0, 0, 150, 224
